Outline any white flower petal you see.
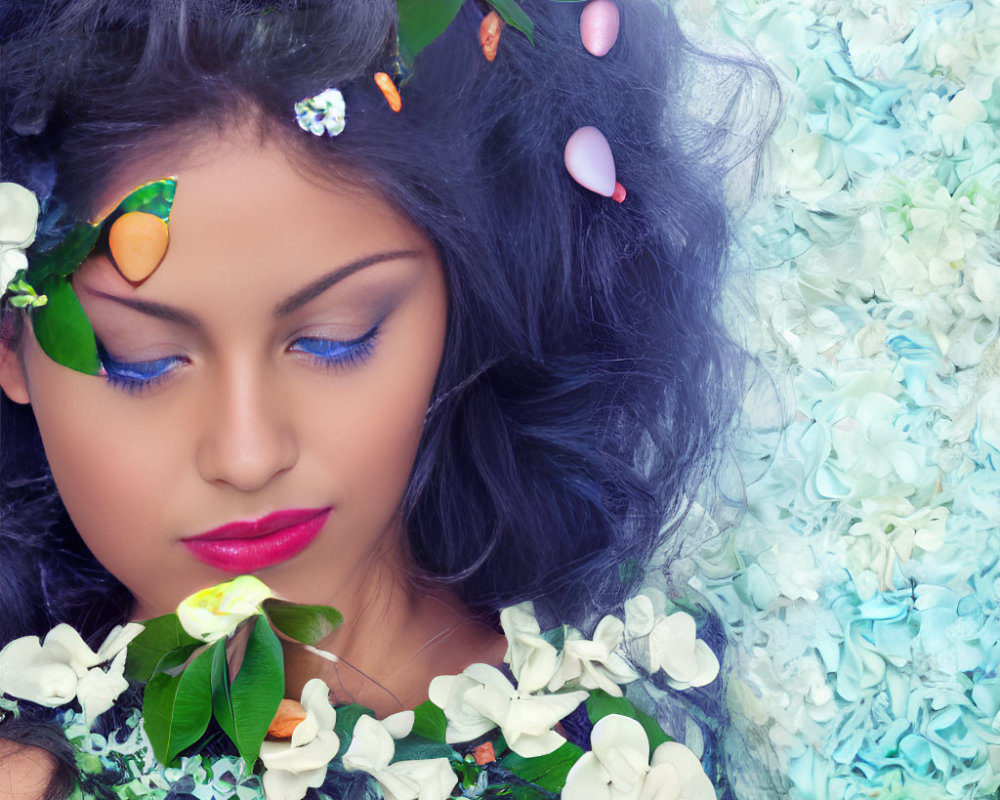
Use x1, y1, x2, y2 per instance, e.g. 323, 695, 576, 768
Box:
300, 677, 337, 733
0, 636, 80, 706
94, 623, 145, 664
343, 714, 395, 771
261, 763, 328, 800
176, 576, 272, 643
388, 758, 456, 800
77, 649, 129, 727
260, 730, 341, 773
643, 742, 715, 800
42, 624, 103, 674
382, 709, 415, 739
428, 674, 495, 743
501, 604, 560, 693
590, 715, 650, 765
563, 752, 614, 800
0, 183, 39, 246
0, 248, 27, 292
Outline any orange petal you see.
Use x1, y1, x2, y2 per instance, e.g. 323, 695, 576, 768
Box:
480, 11, 503, 62
107, 211, 169, 284
374, 72, 402, 113
473, 741, 497, 765
267, 698, 308, 739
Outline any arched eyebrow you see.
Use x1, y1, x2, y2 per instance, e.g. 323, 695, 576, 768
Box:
81, 249, 423, 328
272, 249, 421, 317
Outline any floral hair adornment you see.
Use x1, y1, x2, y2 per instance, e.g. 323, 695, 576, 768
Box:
1, 177, 177, 375
293, 88, 347, 137
0, 182, 40, 300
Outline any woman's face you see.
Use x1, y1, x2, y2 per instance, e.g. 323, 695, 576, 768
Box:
1, 131, 448, 619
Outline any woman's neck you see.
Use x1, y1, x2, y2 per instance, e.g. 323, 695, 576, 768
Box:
281, 549, 507, 716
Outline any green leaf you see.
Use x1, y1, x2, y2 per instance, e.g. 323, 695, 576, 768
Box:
116, 178, 177, 223
391, 735, 456, 764
636, 708, 671, 751
210, 639, 237, 747
411, 700, 448, 742
227, 616, 285, 771
332, 703, 375, 754
585, 689, 635, 724
585, 689, 672, 751
30, 277, 99, 374
485, 0, 535, 43
540, 625, 566, 651
262, 599, 343, 645
151, 644, 202, 678
142, 644, 214, 765
27, 223, 100, 282
396, 0, 465, 65
500, 741, 584, 792
126, 615, 201, 682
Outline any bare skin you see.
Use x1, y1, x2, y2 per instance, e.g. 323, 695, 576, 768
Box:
0, 742, 57, 800
0, 126, 506, 717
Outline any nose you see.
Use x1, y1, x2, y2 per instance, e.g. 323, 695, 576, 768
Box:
195, 361, 298, 492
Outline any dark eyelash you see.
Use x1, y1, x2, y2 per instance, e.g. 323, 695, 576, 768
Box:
96, 340, 181, 395
97, 323, 380, 395
289, 324, 380, 369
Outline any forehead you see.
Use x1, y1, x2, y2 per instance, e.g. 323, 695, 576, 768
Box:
79, 129, 431, 298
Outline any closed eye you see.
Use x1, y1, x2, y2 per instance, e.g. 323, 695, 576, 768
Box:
97, 340, 186, 394
288, 324, 380, 369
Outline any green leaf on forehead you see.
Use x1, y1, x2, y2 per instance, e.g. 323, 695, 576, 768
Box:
27, 223, 100, 283
227, 616, 284, 770
143, 644, 214, 765
262, 598, 344, 646
30, 277, 99, 375
126, 614, 201, 682
396, 0, 465, 66
485, 0, 535, 43
115, 178, 177, 223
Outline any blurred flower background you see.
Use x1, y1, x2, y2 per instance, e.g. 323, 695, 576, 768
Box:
673, 0, 1000, 795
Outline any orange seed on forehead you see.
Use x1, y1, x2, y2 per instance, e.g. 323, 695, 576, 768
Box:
107, 211, 169, 285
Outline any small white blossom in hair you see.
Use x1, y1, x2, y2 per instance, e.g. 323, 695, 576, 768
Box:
294, 88, 347, 137
0, 182, 40, 294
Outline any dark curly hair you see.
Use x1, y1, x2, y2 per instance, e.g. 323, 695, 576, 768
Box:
0, 0, 770, 795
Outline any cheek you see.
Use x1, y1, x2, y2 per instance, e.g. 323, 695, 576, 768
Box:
30, 379, 174, 570
22, 341, 181, 577
308, 309, 445, 524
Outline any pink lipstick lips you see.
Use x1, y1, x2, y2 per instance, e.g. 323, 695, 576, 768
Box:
182, 507, 332, 572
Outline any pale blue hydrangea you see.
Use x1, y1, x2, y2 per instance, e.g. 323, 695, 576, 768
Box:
683, 0, 1000, 793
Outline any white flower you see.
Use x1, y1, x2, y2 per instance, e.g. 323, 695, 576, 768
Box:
176, 575, 273, 643
294, 88, 347, 137
623, 593, 719, 690
500, 604, 560, 693
428, 662, 587, 757
0, 182, 39, 293
259, 678, 341, 800
562, 715, 715, 800
548, 615, 639, 697
343, 714, 456, 800
0, 622, 143, 727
